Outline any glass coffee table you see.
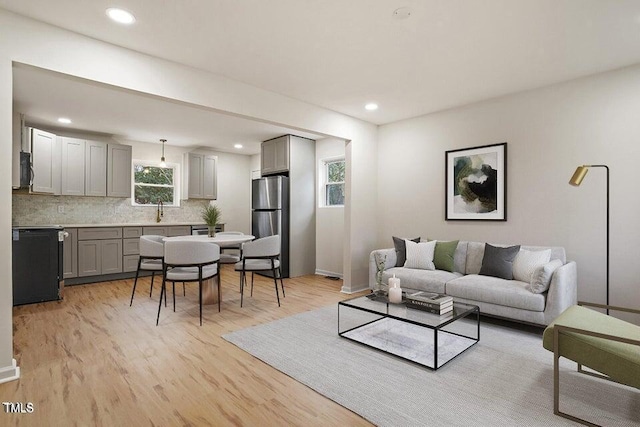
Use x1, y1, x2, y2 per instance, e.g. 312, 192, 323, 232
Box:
338, 294, 480, 370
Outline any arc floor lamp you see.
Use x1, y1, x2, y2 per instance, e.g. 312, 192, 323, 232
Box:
569, 164, 610, 315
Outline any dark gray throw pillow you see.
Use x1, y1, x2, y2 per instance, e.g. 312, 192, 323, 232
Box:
392, 236, 420, 267
479, 244, 521, 280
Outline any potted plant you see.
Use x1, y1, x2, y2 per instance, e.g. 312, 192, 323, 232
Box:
201, 204, 221, 237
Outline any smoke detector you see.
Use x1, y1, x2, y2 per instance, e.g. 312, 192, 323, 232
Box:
392, 7, 412, 20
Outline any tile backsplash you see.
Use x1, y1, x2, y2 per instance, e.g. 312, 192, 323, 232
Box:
12, 193, 210, 226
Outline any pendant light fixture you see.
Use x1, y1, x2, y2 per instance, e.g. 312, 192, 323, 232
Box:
159, 139, 167, 168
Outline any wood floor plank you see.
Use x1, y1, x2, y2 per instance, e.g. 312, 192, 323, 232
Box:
1, 266, 372, 426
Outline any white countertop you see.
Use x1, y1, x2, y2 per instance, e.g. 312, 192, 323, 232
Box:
13, 222, 216, 228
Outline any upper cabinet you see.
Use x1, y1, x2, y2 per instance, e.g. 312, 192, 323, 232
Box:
26, 128, 131, 198
30, 128, 60, 194
107, 144, 132, 197
184, 152, 217, 200
261, 135, 290, 176
85, 140, 107, 197
61, 137, 85, 196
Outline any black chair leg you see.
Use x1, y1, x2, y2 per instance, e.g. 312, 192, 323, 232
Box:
199, 278, 203, 326
149, 271, 155, 297
183, 282, 186, 296
240, 270, 245, 307
130, 260, 142, 306
172, 282, 176, 312
251, 272, 254, 297
156, 278, 166, 326
278, 267, 285, 297
272, 268, 281, 307
217, 273, 221, 313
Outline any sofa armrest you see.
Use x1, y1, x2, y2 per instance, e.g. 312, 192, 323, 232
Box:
369, 248, 397, 289
544, 261, 578, 324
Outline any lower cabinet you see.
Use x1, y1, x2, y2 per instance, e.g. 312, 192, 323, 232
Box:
78, 239, 123, 277
70, 225, 193, 282
63, 228, 78, 279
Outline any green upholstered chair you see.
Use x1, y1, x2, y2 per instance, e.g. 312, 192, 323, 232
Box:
543, 302, 640, 426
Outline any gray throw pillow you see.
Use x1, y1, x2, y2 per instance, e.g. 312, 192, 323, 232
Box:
479, 244, 521, 280
527, 259, 563, 293
392, 236, 420, 267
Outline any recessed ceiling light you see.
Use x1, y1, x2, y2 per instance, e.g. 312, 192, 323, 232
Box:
106, 8, 136, 25
365, 103, 378, 111
57, 117, 72, 124
234, 144, 243, 149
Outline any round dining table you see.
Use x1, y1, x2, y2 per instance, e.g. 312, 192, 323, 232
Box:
162, 234, 255, 305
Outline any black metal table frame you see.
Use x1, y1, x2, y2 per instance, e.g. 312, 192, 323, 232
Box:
338, 295, 480, 370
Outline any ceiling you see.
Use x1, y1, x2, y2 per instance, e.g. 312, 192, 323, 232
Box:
12, 65, 321, 154
4, 0, 640, 127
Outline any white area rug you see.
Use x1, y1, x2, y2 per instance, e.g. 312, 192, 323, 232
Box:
223, 306, 640, 426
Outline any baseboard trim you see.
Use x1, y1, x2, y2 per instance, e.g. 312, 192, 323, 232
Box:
0, 359, 20, 384
341, 284, 369, 294
315, 269, 343, 279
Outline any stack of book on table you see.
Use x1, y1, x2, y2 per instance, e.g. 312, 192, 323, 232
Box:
405, 292, 454, 315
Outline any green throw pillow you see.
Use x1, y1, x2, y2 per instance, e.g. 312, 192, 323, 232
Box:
433, 240, 459, 272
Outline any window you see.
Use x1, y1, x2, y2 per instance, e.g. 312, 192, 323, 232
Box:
132, 162, 179, 206
323, 158, 345, 206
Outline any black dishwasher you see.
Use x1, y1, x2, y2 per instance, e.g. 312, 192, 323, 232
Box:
12, 227, 64, 306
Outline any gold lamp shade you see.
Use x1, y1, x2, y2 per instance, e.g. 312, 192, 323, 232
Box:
569, 166, 589, 186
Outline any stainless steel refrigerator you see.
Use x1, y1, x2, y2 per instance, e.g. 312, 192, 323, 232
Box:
252, 176, 289, 278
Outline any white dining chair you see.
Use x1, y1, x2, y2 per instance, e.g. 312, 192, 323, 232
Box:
216, 231, 245, 264
130, 235, 164, 306
156, 240, 221, 326
234, 235, 284, 307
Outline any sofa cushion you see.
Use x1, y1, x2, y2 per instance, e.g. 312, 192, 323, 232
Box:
479, 244, 520, 280
404, 239, 436, 270
527, 259, 563, 294
392, 236, 420, 267
446, 274, 546, 312
383, 268, 461, 294
512, 249, 551, 283
433, 240, 459, 272
465, 241, 485, 275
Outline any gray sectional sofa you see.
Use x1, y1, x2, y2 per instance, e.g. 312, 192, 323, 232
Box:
369, 241, 577, 326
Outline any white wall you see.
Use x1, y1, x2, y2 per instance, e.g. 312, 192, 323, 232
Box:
377, 64, 640, 321
315, 138, 345, 277
0, 10, 377, 379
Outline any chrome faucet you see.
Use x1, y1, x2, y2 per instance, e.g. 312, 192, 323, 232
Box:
156, 200, 164, 223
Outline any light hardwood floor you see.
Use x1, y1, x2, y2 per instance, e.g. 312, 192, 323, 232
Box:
2, 266, 372, 426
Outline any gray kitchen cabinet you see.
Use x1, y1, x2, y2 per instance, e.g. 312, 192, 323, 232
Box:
107, 144, 132, 197
30, 127, 60, 194
60, 137, 85, 196
123, 227, 142, 238
123, 238, 140, 255
261, 135, 290, 176
63, 228, 78, 279
143, 226, 168, 236
123, 255, 140, 273
167, 226, 191, 237
78, 239, 123, 277
77, 227, 123, 277
85, 140, 107, 196
185, 153, 217, 199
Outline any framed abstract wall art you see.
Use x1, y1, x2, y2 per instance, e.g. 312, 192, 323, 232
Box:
445, 142, 507, 221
